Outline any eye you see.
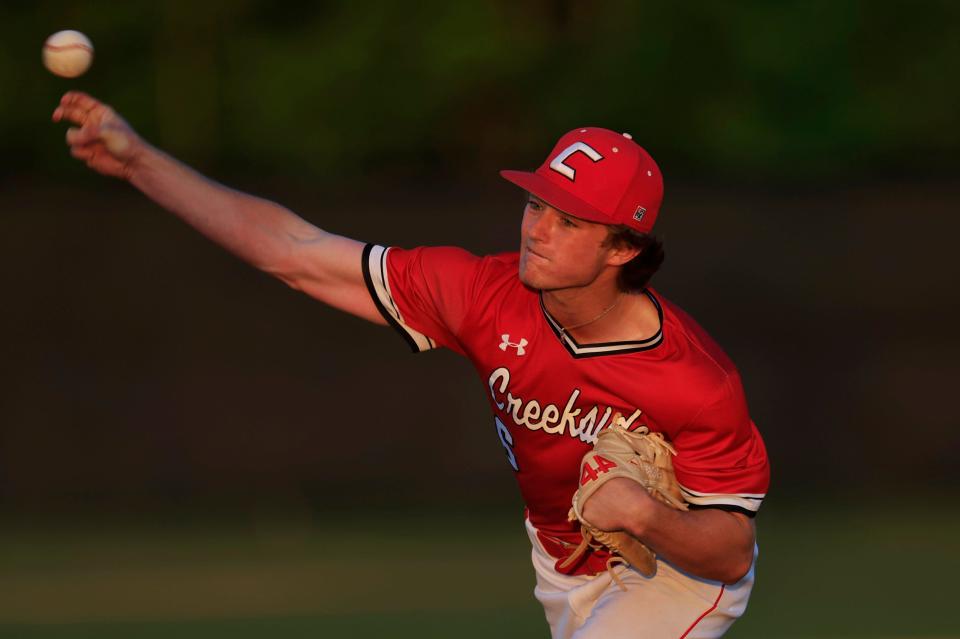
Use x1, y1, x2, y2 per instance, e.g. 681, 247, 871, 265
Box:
560, 216, 578, 228
527, 198, 543, 211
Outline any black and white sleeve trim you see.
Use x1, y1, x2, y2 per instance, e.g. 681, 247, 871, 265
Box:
679, 485, 765, 517
362, 244, 436, 353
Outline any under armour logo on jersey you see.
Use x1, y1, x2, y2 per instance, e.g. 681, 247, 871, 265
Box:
549, 142, 604, 181
499, 334, 528, 356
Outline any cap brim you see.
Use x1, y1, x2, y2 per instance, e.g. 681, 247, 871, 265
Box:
499, 170, 616, 225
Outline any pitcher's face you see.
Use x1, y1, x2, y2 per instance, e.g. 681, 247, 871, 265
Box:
518, 195, 618, 292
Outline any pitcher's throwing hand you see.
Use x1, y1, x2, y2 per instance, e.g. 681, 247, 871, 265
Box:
52, 91, 144, 180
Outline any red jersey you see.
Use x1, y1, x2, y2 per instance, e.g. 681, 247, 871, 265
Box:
363, 244, 769, 573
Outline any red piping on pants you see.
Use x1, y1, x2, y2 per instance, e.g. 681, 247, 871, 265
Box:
678, 584, 725, 639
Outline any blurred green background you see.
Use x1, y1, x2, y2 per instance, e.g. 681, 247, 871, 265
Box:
1, 1, 959, 637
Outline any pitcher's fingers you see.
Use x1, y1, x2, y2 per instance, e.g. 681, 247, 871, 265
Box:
59, 91, 101, 111
53, 105, 84, 124
54, 104, 94, 126
54, 92, 103, 124
65, 125, 104, 146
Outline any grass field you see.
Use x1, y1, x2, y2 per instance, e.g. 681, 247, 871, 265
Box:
0, 499, 956, 638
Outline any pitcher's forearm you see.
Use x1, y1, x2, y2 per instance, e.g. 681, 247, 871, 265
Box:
128, 145, 323, 275
53, 90, 381, 322
631, 502, 755, 584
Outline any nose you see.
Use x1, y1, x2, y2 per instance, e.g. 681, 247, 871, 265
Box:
525, 209, 554, 243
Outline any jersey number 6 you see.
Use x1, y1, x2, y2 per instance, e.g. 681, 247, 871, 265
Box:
494, 416, 519, 472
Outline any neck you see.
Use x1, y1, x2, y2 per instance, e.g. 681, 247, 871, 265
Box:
542, 285, 622, 334
542, 288, 661, 343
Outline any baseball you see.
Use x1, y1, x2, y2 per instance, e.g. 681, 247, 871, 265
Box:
42, 30, 94, 78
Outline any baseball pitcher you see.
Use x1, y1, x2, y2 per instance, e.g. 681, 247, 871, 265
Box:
53, 92, 770, 639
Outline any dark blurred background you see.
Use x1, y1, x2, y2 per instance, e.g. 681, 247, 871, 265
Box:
1, 1, 958, 637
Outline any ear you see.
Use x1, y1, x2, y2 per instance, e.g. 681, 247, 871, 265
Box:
604, 242, 641, 267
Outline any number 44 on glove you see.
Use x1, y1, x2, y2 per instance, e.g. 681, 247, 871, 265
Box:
559, 414, 688, 583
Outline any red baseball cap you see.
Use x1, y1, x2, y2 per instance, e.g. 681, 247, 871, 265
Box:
500, 127, 664, 233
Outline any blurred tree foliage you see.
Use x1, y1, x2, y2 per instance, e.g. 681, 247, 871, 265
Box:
3, 0, 959, 180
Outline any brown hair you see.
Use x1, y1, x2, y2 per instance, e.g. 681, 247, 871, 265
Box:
604, 226, 665, 292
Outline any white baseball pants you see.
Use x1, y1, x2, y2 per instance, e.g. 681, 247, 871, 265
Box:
526, 519, 756, 639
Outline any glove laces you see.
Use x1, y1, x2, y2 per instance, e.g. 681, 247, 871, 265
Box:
557, 527, 631, 591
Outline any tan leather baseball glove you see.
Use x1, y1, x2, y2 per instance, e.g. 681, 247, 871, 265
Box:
558, 414, 688, 583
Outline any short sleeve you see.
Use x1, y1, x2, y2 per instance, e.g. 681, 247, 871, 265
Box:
362, 244, 483, 355
671, 372, 770, 517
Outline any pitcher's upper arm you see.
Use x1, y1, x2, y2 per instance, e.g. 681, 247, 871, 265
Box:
270, 231, 387, 326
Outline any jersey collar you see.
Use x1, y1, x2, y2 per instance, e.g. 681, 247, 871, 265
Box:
539, 289, 664, 359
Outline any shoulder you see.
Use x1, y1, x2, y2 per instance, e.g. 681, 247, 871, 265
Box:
479, 251, 522, 285
364, 246, 522, 354
646, 289, 749, 421
372, 245, 524, 305
653, 289, 739, 380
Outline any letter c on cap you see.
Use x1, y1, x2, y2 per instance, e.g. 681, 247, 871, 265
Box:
549, 142, 604, 181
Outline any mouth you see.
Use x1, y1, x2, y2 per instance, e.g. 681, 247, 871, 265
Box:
524, 244, 549, 261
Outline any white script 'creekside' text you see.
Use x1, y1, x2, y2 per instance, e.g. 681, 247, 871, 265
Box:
488, 366, 641, 443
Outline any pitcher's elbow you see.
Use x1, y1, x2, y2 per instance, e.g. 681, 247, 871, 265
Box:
723, 546, 755, 584
259, 259, 304, 291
